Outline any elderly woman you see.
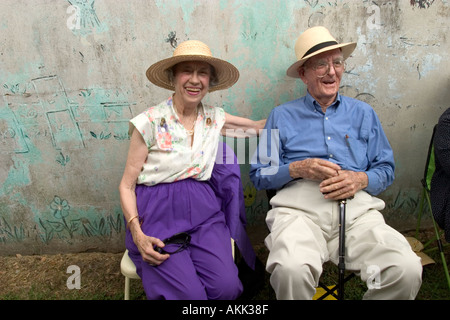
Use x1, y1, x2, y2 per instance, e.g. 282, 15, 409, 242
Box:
119, 40, 264, 300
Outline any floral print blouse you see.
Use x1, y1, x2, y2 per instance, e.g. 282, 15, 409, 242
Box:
130, 96, 225, 186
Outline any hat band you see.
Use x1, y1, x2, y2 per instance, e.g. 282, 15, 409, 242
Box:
302, 41, 338, 59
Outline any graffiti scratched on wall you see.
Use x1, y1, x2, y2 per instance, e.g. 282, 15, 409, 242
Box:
1, 75, 134, 154
0, 73, 134, 249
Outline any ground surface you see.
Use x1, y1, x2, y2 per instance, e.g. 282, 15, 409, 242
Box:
0, 251, 130, 300
0, 229, 448, 300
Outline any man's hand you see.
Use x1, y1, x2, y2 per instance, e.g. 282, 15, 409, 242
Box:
319, 170, 368, 200
289, 159, 368, 200
289, 158, 341, 181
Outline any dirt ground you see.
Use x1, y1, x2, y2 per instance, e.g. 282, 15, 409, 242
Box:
0, 251, 134, 300
0, 224, 270, 300
0, 228, 447, 300
0, 244, 271, 300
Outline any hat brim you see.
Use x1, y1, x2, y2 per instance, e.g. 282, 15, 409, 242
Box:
286, 42, 357, 78
146, 55, 240, 92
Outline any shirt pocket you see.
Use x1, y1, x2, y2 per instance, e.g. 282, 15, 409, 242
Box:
345, 135, 368, 169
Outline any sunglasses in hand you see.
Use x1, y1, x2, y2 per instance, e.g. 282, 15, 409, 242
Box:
154, 232, 191, 255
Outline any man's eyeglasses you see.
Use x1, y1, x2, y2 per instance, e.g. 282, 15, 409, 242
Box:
309, 59, 345, 78
154, 232, 191, 254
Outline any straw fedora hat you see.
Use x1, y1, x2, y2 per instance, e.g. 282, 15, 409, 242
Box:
286, 26, 357, 78
146, 40, 239, 92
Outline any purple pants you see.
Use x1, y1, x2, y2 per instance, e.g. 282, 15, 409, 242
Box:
125, 178, 243, 300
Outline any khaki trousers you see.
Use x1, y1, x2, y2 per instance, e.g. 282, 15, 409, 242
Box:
265, 180, 422, 300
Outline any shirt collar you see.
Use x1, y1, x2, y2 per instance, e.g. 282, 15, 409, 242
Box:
305, 91, 341, 114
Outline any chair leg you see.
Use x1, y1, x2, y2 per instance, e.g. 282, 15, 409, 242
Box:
317, 282, 339, 300
124, 276, 130, 300
437, 244, 450, 290
425, 191, 450, 290
432, 218, 450, 289
430, 212, 450, 290
415, 188, 426, 239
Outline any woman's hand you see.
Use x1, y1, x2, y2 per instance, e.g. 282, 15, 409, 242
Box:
132, 229, 170, 266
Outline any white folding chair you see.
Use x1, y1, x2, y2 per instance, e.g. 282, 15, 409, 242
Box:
120, 249, 141, 300
120, 239, 235, 300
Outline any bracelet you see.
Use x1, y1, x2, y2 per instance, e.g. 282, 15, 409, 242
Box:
126, 215, 139, 230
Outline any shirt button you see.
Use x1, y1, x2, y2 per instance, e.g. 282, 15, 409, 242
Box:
325, 117, 329, 120
330, 154, 334, 158
327, 136, 331, 140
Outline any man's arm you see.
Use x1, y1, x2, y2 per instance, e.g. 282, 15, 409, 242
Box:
249, 126, 292, 190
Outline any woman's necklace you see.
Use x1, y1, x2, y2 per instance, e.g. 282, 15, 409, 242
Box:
185, 126, 195, 136
175, 104, 197, 136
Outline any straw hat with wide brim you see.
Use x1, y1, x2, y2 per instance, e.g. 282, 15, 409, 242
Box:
286, 26, 357, 78
146, 40, 239, 92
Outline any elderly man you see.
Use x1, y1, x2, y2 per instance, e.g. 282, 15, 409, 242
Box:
250, 26, 422, 300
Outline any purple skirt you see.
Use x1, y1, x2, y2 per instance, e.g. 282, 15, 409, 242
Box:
125, 143, 253, 300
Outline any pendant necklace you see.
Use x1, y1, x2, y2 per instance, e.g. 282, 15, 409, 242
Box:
175, 104, 197, 136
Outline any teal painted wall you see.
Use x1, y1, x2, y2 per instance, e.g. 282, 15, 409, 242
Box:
1, 0, 449, 255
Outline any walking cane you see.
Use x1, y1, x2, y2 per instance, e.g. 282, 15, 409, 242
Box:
338, 199, 347, 300
317, 198, 354, 300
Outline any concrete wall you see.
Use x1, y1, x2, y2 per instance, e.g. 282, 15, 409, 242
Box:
1, 0, 449, 255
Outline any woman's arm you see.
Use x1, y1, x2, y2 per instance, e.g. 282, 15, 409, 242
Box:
221, 112, 266, 138
119, 128, 169, 265
119, 129, 146, 229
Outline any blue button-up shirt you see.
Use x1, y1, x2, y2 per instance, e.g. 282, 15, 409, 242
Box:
250, 92, 395, 195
